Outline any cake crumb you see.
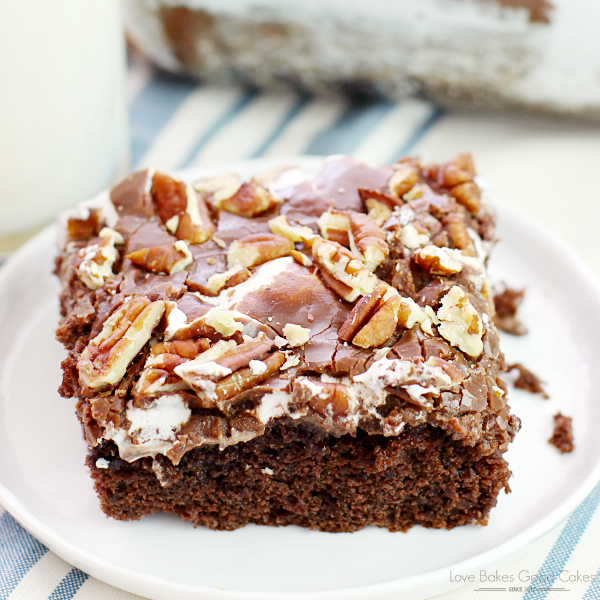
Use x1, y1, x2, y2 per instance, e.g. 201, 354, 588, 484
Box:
549, 413, 574, 453
261, 467, 274, 475
493, 286, 527, 335
508, 363, 549, 398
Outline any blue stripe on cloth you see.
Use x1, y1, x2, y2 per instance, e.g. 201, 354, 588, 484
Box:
390, 106, 445, 160
582, 564, 600, 599
178, 88, 258, 168
48, 568, 88, 600
0, 512, 47, 600
523, 480, 600, 600
251, 94, 311, 158
305, 99, 395, 156
129, 71, 198, 167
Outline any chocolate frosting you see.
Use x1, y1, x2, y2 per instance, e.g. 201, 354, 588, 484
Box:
56, 154, 520, 466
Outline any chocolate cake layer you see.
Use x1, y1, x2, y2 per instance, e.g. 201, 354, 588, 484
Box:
89, 421, 512, 531
56, 153, 520, 532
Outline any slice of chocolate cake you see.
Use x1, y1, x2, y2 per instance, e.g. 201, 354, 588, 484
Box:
55, 153, 520, 532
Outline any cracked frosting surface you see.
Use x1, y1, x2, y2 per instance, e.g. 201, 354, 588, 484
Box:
56, 154, 520, 466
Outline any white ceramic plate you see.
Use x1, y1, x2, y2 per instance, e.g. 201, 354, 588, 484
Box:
1, 157, 600, 600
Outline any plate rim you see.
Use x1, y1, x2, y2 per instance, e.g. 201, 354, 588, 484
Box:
1, 155, 600, 600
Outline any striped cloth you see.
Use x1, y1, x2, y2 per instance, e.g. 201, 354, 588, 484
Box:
1, 52, 600, 600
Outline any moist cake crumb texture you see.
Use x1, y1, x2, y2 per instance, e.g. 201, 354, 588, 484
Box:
55, 153, 521, 531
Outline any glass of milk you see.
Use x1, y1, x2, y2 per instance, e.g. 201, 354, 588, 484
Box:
0, 0, 129, 251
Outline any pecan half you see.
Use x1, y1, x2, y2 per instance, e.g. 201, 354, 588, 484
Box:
126, 241, 192, 275
227, 233, 294, 270
338, 284, 388, 342
353, 294, 401, 349
78, 297, 165, 389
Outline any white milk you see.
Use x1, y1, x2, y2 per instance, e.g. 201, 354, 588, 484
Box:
0, 0, 128, 236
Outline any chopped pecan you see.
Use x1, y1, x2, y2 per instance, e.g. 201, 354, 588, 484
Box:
396, 297, 438, 335
454, 152, 476, 175
209, 332, 274, 379
204, 267, 251, 296
348, 212, 389, 272
135, 339, 211, 397
311, 238, 379, 302
152, 171, 215, 244
338, 284, 388, 342
78, 297, 165, 389
282, 323, 311, 347
364, 198, 392, 226
150, 339, 210, 358
204, 309, 244, 337
290, 250, 312, 267
389, 166, 418, 199
442, 213, 477, 256
213, 180, 279, 218
134, 366, 188, 399
450, 181, 481, 213
194, 173, 242, 197
212, 351, 286, 407
76, 228, 124, 290
268, 215, 317, 244
67, 209, 102, 240
227, 233, 294, 270
173, 340, 238, 392
437, 286, 483, 357
293, 378, 352, 417
442, 164, 474, 188
125, 241, 192, 275
358, 187, 399, 209
400, 224, 430, 249
415, 245, 463, 276
317, 210, 351, 246
353, 295, 401, 349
